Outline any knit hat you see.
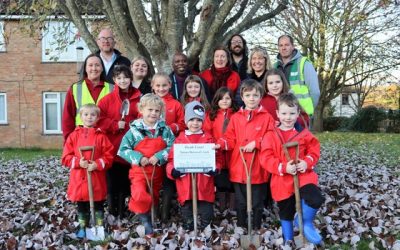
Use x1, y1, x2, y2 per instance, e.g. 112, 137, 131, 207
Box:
184, 101, 205, 124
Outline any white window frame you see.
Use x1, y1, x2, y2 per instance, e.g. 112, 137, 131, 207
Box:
0, 93, 7, 124
0, 21, 6, 52
41, 21, 91, 62
42, 92, 66, 134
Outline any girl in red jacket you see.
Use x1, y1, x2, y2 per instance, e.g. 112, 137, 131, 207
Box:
260, 69, 309, 128
203, 87, 238, 211
61, 104, 114, 239
260, 93, 324, 246
97, 65, 141, 218
180, 75, 211, 111
167, 101, 222, 231
215, 79, 275, 230
151, 72, 185, 223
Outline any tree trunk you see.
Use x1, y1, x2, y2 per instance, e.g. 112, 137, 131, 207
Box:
312, 103, 325, 132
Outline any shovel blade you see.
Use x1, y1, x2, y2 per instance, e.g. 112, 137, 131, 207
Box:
86, 226, 105, 241
240, 234, 261, 249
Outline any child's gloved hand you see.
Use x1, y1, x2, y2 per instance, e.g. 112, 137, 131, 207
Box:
286, 160, 297, 175
79, 158, 88, 169
87, 162, 97, 172
140, 157, 149, 167
296, 159, 307, 173
148, 156, 159, 166
242, 141, 256, 152
205, 170, 219, 176
171, 168, 183, 179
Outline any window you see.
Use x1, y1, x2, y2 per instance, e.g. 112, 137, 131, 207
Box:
0, 21, 6, 52
43, 92, 66, 134
41, 21, 91, 62
0, 93, 7, 124
342, 94, 349, 105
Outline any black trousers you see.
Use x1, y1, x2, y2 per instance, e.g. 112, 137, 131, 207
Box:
160, 176, 177, 221
233, 182, 267, 229
277, 184, 325, 220
106, 161, 130, 215
77, 201, 104, 214
181, 200, 213, 230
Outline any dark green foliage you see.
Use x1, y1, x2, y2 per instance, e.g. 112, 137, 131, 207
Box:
347, 106, 387, 133
323, 116, 351, 131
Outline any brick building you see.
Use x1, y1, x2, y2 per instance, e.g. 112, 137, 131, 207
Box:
0, 19, 93, 149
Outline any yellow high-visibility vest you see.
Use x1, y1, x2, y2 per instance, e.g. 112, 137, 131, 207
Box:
72, 80, 113, 125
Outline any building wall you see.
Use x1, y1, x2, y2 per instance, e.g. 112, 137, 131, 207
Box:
331, 93, 359, 117
0, 21, 78, 149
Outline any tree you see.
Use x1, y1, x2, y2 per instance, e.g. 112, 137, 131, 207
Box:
265, 0, 400, 131
1, 0, 289, 72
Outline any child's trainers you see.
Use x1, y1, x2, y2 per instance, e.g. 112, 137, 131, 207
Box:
76, 228, 86, 239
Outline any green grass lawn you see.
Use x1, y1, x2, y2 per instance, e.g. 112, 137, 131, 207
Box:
0, 147, 62, 162
317, 131, 400, 166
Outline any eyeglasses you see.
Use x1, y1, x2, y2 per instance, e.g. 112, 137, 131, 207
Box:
231, 40, 243, 45
97, 37, 114, 42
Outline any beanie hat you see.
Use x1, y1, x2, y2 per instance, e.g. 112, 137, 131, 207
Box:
184, 101, 205, 124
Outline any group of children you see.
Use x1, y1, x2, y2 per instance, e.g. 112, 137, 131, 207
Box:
61, 65, 324, 246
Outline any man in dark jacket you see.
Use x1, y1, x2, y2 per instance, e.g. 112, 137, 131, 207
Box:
169, 52, 211, 101
96, 28, 131, 84
227, 34, 248, 81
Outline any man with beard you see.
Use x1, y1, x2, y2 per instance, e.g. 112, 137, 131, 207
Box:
227, 34, 249, 81
169, 52, 210, 101
95, 28, 131, 84
274, 35, 320, 118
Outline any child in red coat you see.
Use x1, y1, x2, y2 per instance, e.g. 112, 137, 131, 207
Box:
215, 79, 275, 230
118, 94, 175, 236
203, 87, 238, 211
151, 72, 185, 223
260, 69, 309, 128
167, 101, 222, 231
97, 65, 141, 218
260, 93, 324, 246
61, 104, 114, 239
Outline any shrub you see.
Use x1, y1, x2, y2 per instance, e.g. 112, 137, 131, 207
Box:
323, 116, 351, 131
347, 106, 386, 133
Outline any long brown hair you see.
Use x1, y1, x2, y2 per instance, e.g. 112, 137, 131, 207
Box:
262, 69, 289, 96
209, 87, 238, 121
180, 75, 210, 110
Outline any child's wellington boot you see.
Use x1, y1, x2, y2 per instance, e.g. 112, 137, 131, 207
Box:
95, 211, 104, 226
138, 213, 153, 236
76, 212, 88, 239
300, 200, 322, 244
280, 220, 294, 243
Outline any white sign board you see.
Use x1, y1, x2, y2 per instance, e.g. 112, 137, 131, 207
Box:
173, 143, 216, 173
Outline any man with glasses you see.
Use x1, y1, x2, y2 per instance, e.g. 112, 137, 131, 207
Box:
96, 28, 131, 84
227, 34, 249, 81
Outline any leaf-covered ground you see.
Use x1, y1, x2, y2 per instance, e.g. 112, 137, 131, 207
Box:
0, 133, 399, 249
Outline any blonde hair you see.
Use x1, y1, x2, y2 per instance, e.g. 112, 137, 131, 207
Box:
151, 72, 171, 87
79, 103, 100, 116
137, 93, 165, 117
247, 46, 272, 74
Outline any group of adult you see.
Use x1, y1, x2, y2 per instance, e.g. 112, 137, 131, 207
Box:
61, 27, 320, 218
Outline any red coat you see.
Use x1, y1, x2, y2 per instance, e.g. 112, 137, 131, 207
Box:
259, 127, 320, 201
97, 86, 141, 162
61, 127, 114, 202
166, 132, 222, 205
203, 108, 235, 169
261, 94, 310, 128
62, 78, 108, 141
217, 106, 274, 184
162, 94, 186, 135
200, 69, 240, 95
